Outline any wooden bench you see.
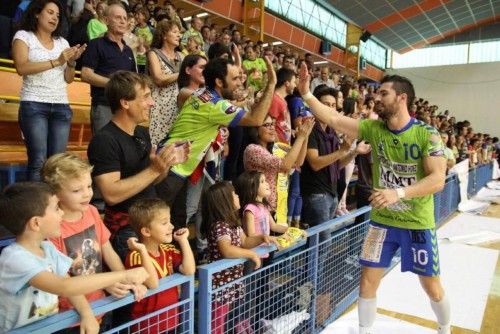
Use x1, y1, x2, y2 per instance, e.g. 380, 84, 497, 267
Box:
0, 102, 91, 186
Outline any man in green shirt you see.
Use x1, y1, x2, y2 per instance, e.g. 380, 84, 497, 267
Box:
299, 64, 450, 334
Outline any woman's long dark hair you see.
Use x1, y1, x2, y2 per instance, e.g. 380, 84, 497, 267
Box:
234, 171, 269, 216
20, 0, 65, 38
201, 181, 241, 238
178, 54, 206, 89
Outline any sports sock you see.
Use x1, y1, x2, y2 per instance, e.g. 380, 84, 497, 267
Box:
358, 296, 377, 328
430, 293, 451, 327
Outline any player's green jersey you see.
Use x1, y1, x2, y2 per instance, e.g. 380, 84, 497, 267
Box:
167, 88, 245, 177
359, 118, 445, 229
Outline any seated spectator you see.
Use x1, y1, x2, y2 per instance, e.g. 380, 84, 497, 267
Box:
0, 182, 148, 332
87, 71, 187, 261
125, 198, 195, 334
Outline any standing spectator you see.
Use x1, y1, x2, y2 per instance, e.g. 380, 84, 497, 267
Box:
133, 7, 153, 73
244, 115, 313, 224
12, 0, 86, 180
81, 2, 136, 134
87, 71, 186, 261
242, 45, 267, 93
86, 0, 106, 40
155, 57, 276, 232
269, 68, 295, 144
310, 66, 334, 93
181, 15, 203, 49
177, 54, 207, 108
147, 20, 184, 145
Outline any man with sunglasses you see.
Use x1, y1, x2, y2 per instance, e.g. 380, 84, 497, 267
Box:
87, 71, 187, 261
299, 65, 450, 334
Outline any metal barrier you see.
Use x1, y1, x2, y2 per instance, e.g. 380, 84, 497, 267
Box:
9, 274, 195, 334
2, 162, 495, 333
197, 207, 371, 334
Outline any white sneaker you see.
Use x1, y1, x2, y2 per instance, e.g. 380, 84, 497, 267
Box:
359, 326, 374, 334
437, 324, 451, 334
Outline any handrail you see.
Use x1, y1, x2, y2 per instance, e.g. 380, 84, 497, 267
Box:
0, 95, 91, 107
8, 273, 194, 334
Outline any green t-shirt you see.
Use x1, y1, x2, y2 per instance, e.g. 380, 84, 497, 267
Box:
359, 118, 445, 229
87, 19, 107, 40
167, 89, 245, 177
242, 58, 267, 91
134, 25, 153, 66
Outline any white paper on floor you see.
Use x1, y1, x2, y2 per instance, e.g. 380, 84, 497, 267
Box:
474, 187, 500, 203
443, 231, 500, 245
377, 242, 498, 332
458, 199, 490, 213
321, 307, 435, 334
487, 180, 500, 190
437, 213, 500, 239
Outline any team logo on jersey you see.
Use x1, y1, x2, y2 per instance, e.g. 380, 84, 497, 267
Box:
220, 100, 237, 114
393, 138, 399, 145
197, 89, 213, 102
191, 100, 199, 110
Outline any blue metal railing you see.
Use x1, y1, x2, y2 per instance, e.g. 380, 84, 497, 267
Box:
3, 162, 495, 333
9, 274, 195, 334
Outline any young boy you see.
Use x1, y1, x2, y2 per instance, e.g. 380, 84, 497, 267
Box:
0, 182, 149, 333
42, 153, 146, 326
125, 198, 196, 334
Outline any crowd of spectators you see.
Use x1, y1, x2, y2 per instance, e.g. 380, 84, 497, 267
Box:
0, 0, 499, 332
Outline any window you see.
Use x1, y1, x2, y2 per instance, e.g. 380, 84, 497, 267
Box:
392, 44, 468, 68
360, 39, 386, 69
265, 0, 346, 47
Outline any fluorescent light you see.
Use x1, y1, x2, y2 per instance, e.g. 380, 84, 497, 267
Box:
185, 12, 209, 21
262, 43, 269, 47
314, 61, 328, 65
272, 41, 283, 46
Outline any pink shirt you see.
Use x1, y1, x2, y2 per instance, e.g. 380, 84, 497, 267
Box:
244, 144, 282, 210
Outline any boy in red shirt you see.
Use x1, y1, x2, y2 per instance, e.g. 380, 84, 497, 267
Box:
125, 198, 196, 334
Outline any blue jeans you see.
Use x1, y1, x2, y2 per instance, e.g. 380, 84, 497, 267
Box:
18, 101, 72, 181
302, 192, 338, 241
90, 104, 112, 134
287, 170, 302, 222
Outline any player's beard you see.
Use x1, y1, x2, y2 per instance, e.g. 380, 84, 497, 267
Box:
375, 101, 397, 121
221, 79, 236, 100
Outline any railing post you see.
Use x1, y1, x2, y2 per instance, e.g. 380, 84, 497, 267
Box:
198, 267, 212, 334
179, 275, 195, 333
307, 231, 320, 332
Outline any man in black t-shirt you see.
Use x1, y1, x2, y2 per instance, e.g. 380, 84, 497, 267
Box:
301, 86, 370, 239
87, 71, 187, 261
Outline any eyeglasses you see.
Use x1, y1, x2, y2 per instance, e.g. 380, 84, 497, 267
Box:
260, 122, 275, 129
133, 136, 149, 160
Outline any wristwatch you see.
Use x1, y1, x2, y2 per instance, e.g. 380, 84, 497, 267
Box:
396, 188, 406, 199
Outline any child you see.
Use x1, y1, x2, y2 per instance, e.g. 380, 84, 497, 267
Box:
42, 153, 144, 328
201, 181, 277, 334
235, 171, 289, 241
0, 182, 148, 333
125, 198, 196, 334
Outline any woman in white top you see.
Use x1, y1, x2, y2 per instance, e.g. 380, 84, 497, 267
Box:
12, 0, 86, 180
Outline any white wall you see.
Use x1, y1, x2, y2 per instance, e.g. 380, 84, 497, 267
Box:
387, 62, 500, 137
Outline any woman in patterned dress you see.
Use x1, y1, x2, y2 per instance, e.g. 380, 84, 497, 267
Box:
147, 20, 183, 145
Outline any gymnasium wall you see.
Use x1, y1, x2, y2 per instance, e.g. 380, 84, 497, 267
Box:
387, 61, 500, 137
